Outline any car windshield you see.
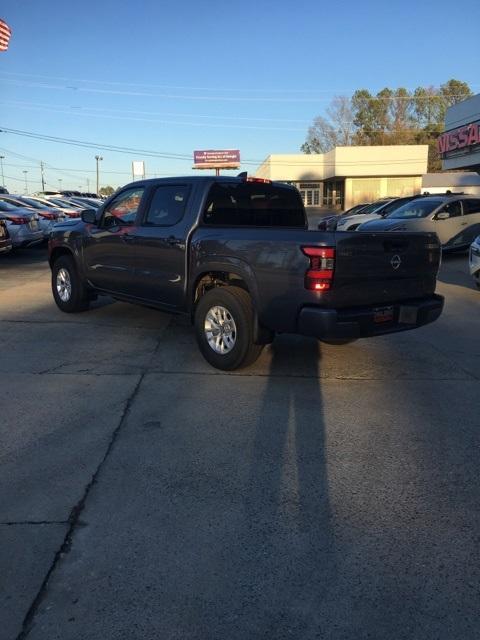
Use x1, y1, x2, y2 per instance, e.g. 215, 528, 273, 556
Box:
355, 201, 391, 215
51, 198, 81, 208
389, 199, 443, 219
0, 200, 19, 212
18, 197, 50, 209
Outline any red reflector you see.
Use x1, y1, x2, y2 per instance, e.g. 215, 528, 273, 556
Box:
302, 247, 335, 259
245, 177, 271, 183
307, 270, 334, 279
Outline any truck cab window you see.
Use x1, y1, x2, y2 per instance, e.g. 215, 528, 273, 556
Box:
103, 187, 144, 227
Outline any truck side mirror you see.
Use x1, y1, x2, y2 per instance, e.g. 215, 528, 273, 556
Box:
81, 209, 97, 224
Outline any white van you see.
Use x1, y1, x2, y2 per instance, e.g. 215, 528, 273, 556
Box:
358, 195, 480, 251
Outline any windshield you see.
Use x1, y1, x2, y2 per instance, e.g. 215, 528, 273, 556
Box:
51, 198, 81, 208
355, 200, 391, 216
203, 182, 306, 227
17, 197, 48, 210
0, 200, 19, 212
389, 199, 443, 219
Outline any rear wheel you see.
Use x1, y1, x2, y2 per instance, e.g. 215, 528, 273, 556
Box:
194, 286, 263, 370
51, 255, 90, 313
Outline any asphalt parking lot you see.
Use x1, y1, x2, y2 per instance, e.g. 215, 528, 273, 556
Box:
1, 245, 479, 640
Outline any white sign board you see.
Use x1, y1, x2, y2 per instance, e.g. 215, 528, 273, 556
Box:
132, 161, 145, 179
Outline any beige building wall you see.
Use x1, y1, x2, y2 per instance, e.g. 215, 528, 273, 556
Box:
344, 176, 422, 209
255, 145, 428, 210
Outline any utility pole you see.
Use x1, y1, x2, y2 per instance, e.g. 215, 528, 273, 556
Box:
58, 178, 62, 191
95, 155, 103, 195
87, 178, 90, 192
23, 170, 28, 194
0, 155, 5, 187
40, 161, 45, 191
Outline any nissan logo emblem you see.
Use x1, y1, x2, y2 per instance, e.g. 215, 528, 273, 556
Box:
391, 255, 402, 270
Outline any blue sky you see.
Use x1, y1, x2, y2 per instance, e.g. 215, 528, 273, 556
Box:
0, 0, 479, 192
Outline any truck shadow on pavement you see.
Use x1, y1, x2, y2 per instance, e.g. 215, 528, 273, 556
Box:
239, 339, 337, 637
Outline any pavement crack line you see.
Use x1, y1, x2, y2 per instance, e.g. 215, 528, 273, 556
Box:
15, 327, 167, 640
15, 371, 146, 640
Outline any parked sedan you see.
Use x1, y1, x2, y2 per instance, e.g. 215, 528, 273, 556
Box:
317, 203, 370, 231
33, 196, 83, 218
0, 201, 44, 248
359, 195, 480, 251
0, 219, 13, 255
470, 235, 480, 289
0, 195, 66, 238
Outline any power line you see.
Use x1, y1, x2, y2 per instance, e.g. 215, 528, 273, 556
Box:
1, 70, 478, 95
2, 76, 476, 104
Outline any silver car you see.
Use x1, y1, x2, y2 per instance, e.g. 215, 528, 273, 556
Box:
0, 195, 66, 239
0, 201, 43, 248
359, 195, 480, 251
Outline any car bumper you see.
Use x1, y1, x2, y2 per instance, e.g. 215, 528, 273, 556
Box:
10, 229, 44, 248
297, 294, 444, 340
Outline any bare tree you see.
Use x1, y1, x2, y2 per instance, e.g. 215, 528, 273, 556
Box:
301, 96, 355, 153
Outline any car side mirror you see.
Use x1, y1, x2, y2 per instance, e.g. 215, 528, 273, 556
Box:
81, 209, 97, 224
436, 211, 450, 220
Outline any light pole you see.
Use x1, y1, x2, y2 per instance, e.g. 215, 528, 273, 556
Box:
87, 178, 90, 192
23, 170, 28, 194
95, 155, 103, 195
0, 155, 5, 187
40, 161, 45, 191
58, 179, 63, 192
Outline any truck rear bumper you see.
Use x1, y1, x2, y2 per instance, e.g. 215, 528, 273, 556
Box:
297, 294, 444, 340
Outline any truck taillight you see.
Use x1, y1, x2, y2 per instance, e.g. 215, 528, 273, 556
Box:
302, 246, 335, 291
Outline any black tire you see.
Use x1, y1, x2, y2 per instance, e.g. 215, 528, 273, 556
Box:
51, 255, 90, 313
194, 286, 263, 370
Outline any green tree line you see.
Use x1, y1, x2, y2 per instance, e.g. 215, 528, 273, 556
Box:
301, 79, 473, 171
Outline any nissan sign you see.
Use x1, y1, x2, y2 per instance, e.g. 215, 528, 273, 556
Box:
193, 149, 240, 168
437, 121, 480, 157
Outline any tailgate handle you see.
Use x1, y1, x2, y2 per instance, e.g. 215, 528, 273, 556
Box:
384, 239, 409, 253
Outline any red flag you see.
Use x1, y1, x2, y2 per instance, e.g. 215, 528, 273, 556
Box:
0, 19, 12, 52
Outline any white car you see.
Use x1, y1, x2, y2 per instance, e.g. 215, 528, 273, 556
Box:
359, 195, 480, 251
336, 196, 418, 231
470, 235, 480, 289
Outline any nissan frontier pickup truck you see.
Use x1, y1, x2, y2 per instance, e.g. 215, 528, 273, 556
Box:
48, 176, 444, 370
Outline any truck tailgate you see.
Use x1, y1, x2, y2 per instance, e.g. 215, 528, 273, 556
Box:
329, 231, 441, 308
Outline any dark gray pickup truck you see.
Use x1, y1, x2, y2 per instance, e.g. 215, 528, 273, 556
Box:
48, 176, 444, 370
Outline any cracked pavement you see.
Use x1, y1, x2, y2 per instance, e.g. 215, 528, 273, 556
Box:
1, 245, 479, 640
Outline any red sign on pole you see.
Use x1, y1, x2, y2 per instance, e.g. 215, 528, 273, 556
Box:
193, 149, 240, 169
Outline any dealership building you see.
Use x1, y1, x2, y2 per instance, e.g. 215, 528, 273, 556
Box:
439, 93, 480, 173
255, 145, 429, 211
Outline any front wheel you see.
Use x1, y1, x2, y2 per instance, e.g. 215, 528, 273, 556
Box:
51, 255, 90, 313
194, 286, 263, 370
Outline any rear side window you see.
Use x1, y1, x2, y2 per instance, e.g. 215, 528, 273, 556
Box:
463, 199, 480, 215
144, 185, 190, 226
203, 182, 306, 227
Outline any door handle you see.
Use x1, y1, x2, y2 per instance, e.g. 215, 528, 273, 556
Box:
166, 236, 183, 246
